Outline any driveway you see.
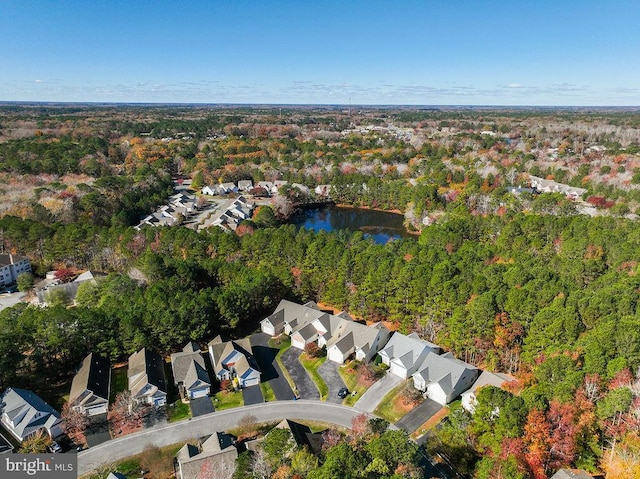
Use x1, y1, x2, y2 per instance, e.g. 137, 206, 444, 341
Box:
395, 398, 442, 434
281, 348, 319, 399
318, 360, 347, 404
250, 333, 294, 400
189, 397, 215, 417
354, 373, 404, 413
78, 400, 368, 475
242, 385, 264, 405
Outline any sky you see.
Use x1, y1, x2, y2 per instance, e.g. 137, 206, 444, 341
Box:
1, 0, 639, 106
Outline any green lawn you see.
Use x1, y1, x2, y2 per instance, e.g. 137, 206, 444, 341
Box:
167, 399, 191, 422
109, 366, 128, 403
338, 361, 367, 406
260, 382, 276, 402
373, 381, 412, 423
299, 353, 328, 400
213, 390, 244, 410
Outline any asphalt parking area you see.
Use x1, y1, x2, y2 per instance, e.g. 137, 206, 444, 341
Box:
318, 360, 347, 403
242, 385, 264, 405
281, 347, 320, 399
189, 397, 215, 417
395, 398, 442, 434
251, 333, 294, 400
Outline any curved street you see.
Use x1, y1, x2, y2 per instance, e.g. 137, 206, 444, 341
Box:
77, 400, 364, 476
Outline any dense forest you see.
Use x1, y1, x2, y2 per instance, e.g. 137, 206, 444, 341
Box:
1, 105, 640, 478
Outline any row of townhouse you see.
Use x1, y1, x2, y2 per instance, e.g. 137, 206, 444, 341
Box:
529, 175, 587, 200
68, 338, 262, 417
135, 192, 199, 230
199, 196, 254, 232
203, 180, 328, 198
261, 300, 391, 364
261, 300, 513, 407
0, 253, 31, 287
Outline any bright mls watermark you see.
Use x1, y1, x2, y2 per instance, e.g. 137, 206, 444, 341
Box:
2, 454, 76, 479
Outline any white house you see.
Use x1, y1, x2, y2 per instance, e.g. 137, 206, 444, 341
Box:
461, 371, 515, 413
128, 348, 167, 407
202, 185, 218, 196
237, 180, 253, 192
314, 185, 332, 197
170, 342, 212, 400
0, 388, 63, 442
412, 352, 478, 406
209, 336, 261, 388
260, 299, 323, 337
325, 321, 390, 364
0, 253, 31, 287
69, 353, 110, 416
378, 332, 441, 379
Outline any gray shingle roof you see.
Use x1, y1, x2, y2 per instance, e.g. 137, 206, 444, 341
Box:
128, 348, 167, 398
69, 353, 110, 406
413, 352, 478, 397
176, 433, 237, 479
0, 388, 62, 440
550, 470, 594, 479
170, 343, 210, 389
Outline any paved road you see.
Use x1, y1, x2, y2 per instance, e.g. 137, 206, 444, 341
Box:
318, 360, 347, 403
395, 398, 442, 434
250, 333, 294, 400
354, 373, 404, 413
0, 291, 25, 311
281, 348, 319, 399
78, 400, 365, 475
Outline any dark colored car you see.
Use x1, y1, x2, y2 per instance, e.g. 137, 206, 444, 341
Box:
337, 387, 349, 399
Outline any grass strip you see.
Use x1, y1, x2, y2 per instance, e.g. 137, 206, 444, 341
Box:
260, 381, 276, 402
299, 354, 328, 400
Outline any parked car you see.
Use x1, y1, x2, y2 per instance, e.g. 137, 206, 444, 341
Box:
49, 441, 62, 453
337, 387, 349, 399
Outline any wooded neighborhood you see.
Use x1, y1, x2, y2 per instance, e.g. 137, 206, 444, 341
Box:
0, 104, 639, 478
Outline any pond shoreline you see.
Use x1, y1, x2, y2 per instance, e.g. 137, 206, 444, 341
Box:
290, 203, 415, 243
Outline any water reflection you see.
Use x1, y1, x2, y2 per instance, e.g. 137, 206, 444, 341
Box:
291, 205, 412, 244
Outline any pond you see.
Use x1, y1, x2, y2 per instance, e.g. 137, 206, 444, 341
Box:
291, 205, 413, 244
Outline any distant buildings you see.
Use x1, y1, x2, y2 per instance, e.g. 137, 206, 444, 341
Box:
199, 196, 254, 232
529, 175, 587, 200
135, 192, 199, 230
0, 253, 31, 287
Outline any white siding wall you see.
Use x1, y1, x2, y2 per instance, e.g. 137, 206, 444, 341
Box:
427, 384, 448, 406
261, 322, 276, 336
390, 362, 408, 379
327, 347, 346, 364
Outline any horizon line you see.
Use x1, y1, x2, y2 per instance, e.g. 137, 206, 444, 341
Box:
1, 101, 639, 111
